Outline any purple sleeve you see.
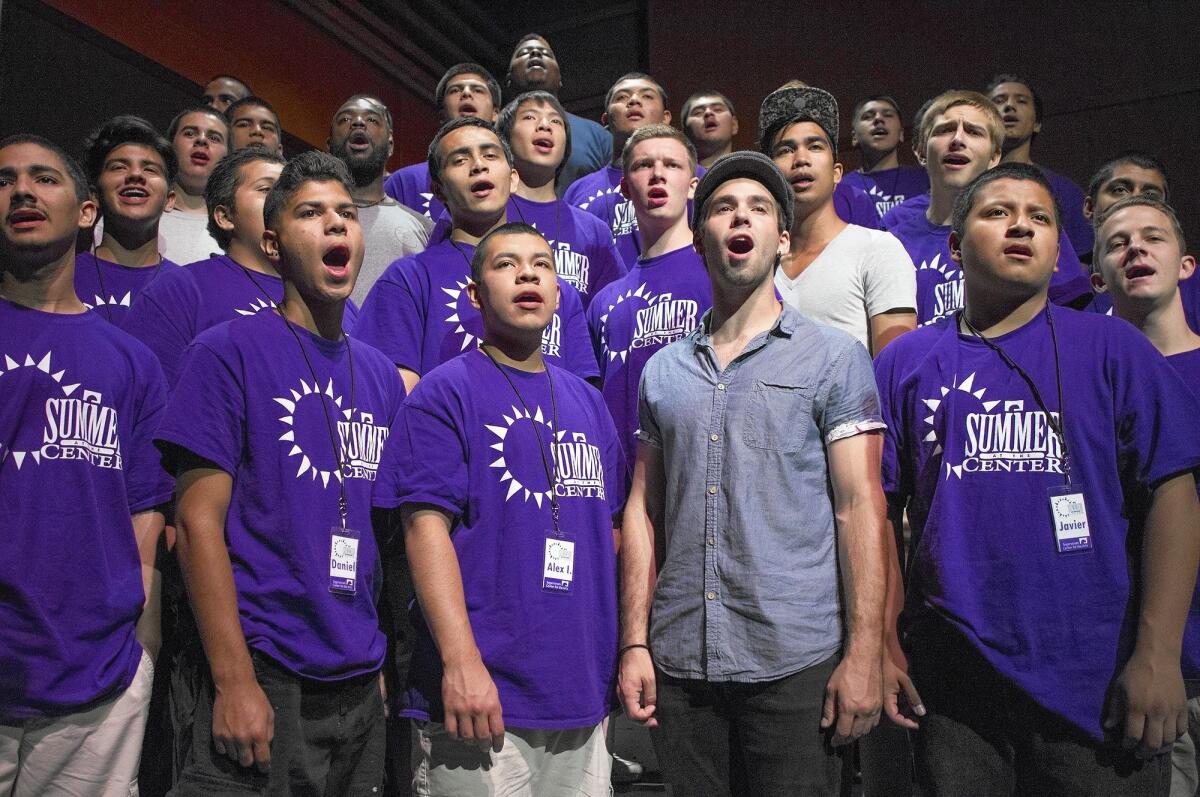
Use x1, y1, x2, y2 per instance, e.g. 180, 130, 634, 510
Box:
383, 170, 404, 203
834, 183, 880, 228
127, 356, 174, 512
356, 260, 426, 372
120, 273, 198, 389
873, 342, 908, 499
559, 282, 600, 380
154, 339, 244, 476
375, 386, 468, 516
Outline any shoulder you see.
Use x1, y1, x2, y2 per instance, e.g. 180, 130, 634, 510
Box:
873, 317, 952, 379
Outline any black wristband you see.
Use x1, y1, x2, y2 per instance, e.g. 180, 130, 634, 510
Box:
619, 643, 651, 657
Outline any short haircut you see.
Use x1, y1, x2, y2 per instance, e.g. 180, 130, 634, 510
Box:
425, 117, 513, 186
207, 74, 252, 95
1092, 195, 1186, 264
435, 63, 502, 118
1086, 150, 1170, 205
226, 96, 280, 127
852, 94, 901, 122
0, 133, 90, 203
919, 90, 1005, 158
470, 221, 547, 282
911, 97, 935, 149
681, 90, 736, 122
334, 94, 393, 131
951, 162, 1062, 239
621, 123, 698, 174
204, 147, 286, 248
263, 151, 354, 234
987, 73, 1043, 123
511, 32, 551, 58
495, 91, 573, 179
167, 105, 232, 144
605, 72, 669, 110
83, 115, 177, 187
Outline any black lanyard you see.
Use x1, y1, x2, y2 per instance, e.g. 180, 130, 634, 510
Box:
88, 249, 164, 322
511, 196, 561, 259
480, 345, 562, 533
959, 305, 1073, 484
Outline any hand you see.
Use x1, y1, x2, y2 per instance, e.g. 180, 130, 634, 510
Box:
821, 650, 883, 746
379, 671, 390, 719
442, 654, 505, 752
211, 676, 274, 772
881, 641, 925, 730
617, 646, 658, 728
1103, 649, 1187, 758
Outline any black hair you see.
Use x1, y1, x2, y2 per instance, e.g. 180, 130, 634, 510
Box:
605, 72, 669, 110
204, 147, 286, 248
986, 73, 1043, 123
1086, 150, 1170, 205
470, 221, 546, 282
425, 117, 513, 186
226, 96, 281, 128
510, 33, 552, 59
206, 74, 252, 95
333, 94, 393, 131
83, 115, 177, 188
0, 133, 90, 203
951, 162, 1062, 239
167, 105, 232, 145
263, 151, 354, 233
681, 90, 736, 122
495, 91, 573, 181
435, 63, 502, 119
852, 94, 901, 122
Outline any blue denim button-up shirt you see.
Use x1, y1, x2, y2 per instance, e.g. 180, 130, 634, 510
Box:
636, 303, 885, 681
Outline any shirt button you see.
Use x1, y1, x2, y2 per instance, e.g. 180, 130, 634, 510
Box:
710, 434, 719, 442
707, 535, 716, 545
708, 485, 718, 495
716, 383, 726, 391
705, 591, 716, 600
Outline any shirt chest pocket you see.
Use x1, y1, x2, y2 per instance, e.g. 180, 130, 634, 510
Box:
742, 380, 815, 452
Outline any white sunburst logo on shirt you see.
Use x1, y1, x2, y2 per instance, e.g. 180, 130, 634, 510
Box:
84, 292, 132, 310
485, 404, 559, 507
442, 279, 481, 352
577, 186, 619, 212
273, 377, 352, 488
236, 297, 275, 317
419, 193, 434, 219
0, 351, 82, 469
918, 253, 964, 325
600, 284, 651, 363
922, 371, 1003, 480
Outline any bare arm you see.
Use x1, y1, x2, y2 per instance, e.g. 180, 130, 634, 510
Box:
617, 442, 665, 727
1105, 472, 1200, 755
398, 367, 420, 395
132, 508, 166, 659
869, 310, 916, 357
822, 431, 889, 743
175, 467, 273, 771
880, 503, 924, 728
403, 505, 504, 751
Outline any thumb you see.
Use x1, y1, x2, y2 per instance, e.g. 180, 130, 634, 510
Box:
820, 687, 836, 729
901, 673, 926, 717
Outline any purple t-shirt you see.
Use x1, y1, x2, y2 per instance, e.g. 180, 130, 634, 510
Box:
1043, 166, 1093, 260
374, 350, 626, 728
509, 194, 627, 306
586, 245, 712, 463
1167, 347, 1200, 680
121, 254, 358, 388
880, 192, 930, 231
0, 299, 172, 721
834, 181, 882, 228
355, 239, 598, 380
74, 252, 180, 326
875, 307, 1200, 739
840, 166, 931, 225
383, 161, 445, 223
885, 200, 1092, 324
155, 310, 402, 680
564, 163, 706, 269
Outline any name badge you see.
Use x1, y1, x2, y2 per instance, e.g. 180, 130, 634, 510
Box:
330, 525, 360, 594
542, 531, 575, 594
1048, 485, 1092, 554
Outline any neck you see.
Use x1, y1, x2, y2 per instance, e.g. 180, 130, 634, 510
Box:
351, 174, 386, 205
227, 238, 280, 276
481, 335, 545, 372
708, 274, 781, 345
96, 221, 161, 267
0, 247, 86, 313
278, 283, 345, 341
861, 148, 900, 173
610, 133, 631, 165
927, 182, 960, 226
1001, 139, 1033, 164
1116, 293, 1200, 357
638, 212, 693, 259
171, 182, 207, 212
515, 168, 558, 202
450, 209, 508, 246
961, 285, 1047, 337
787, 201, 845, 257
697, 143, 733, 169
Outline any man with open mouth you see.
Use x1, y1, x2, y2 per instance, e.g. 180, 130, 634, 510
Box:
681, 89, 739, 170
157, 105, 230, 265
841, 94, 930, 225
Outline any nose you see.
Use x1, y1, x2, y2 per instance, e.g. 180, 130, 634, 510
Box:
469, 153, 489, 174
515, 260, 540, 282
325, 209, 347, 234
536, 116, 551, 132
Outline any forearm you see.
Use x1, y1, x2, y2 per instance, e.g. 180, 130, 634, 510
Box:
404, 508, 480, 667
620, 444, 664, 648
1135, 473, 1200, 659
131, 509, 166, 656
837, 492, 889, 657
882, 504, 907, 657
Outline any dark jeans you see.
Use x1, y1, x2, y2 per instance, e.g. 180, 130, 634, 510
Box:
650, 655, 842, 797
907, 615, 1170, 797
170, 653, 385, 797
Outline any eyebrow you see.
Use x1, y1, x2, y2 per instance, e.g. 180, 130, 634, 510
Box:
710, 191, 773, 205
0, 164, 65, 179
491, 249, 554, 261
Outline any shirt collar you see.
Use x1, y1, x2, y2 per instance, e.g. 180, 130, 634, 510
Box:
693, 301, 800, 349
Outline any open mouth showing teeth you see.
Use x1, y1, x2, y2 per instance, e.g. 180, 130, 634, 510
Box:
943, 155, 969, 166
323, 245, 350, 269
120, 188, 149, 198
728, 235, 754, 255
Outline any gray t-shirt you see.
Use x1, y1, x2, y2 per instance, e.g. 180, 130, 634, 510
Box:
353, 200, 433, 306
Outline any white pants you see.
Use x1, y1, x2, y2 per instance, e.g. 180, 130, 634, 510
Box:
1171, 695, 1200, 797
0, 650, 154, 797
412, 718, 610, 796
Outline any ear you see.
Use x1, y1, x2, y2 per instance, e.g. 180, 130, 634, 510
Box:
1090, 271, 1108, 294
164, 188, 177, 214
619, 176, 631, 200
662, 110, 673, 125
508, 167, 520, 195
1082, 196, 1095, 220
466, 277, 482, 310
850, 131, 859, 148
431, 179, 446, 203
261, 228, 281, 264
1181, 254, 1197, 282
988, 149, 1002, 168
777, 228, 790, 257
600, 111, 609, 127
77, 197, 99, 230
552, 279, 561, 313
214, 204, 237, 234
833, 161, 843, 185
731, 117, 739, 136
387, 135, 395, 160
948, 230, 963, 264
687, 174, 699, 201
1033, 119, 1043, 135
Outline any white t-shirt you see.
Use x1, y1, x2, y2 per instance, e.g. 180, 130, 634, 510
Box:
353, 200, 433, 306
774, 224, 916, 351
157, 209, 222, 265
